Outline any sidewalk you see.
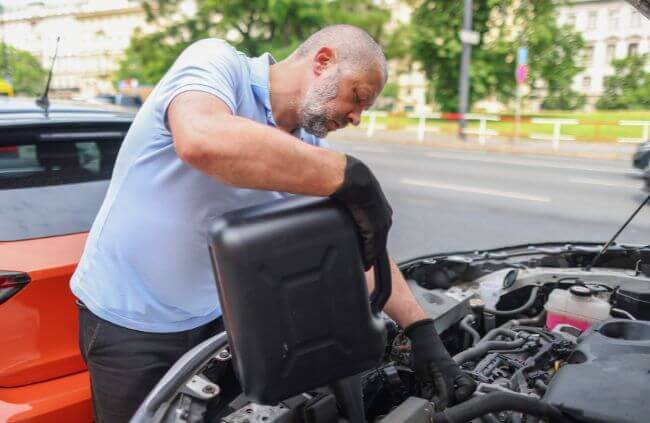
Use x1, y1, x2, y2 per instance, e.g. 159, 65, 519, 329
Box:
328, 127, 639, 161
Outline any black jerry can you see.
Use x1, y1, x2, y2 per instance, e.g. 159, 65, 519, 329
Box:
208, 197, 390, 404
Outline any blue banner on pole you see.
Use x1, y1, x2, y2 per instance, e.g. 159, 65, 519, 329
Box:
517, 47, 528, 65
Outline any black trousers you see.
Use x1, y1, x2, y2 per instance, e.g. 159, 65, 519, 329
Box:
77, 301, 224, 423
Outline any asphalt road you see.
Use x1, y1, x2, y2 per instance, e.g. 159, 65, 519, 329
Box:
329, 139, 650, 262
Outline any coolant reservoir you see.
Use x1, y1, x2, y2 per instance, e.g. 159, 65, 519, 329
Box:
545, 286, 611, 331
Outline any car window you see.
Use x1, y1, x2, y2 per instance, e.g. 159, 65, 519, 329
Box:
0, 137, 122, 240
118, 96, 142, 107
94, 96, 115, 104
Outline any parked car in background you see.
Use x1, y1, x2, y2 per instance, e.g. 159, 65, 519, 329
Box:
93, 93, 143, 109
633, 141, 650, 170
0, 97, 133, 422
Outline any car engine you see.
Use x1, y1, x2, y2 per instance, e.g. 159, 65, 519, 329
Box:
147, 243, 650, 423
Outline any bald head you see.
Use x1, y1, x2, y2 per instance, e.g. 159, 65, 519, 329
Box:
293, 24, 388, 83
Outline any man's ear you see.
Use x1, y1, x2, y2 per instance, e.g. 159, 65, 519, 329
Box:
313, 46, 335, 76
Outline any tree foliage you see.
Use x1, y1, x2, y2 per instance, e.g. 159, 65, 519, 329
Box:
118, 0, 391, 85
596, 54, 650, 110
0, 44, 47, 96
410, 0, 585, 111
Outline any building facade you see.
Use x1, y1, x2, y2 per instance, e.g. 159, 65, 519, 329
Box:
1, 0, 432, 109
1, 0, 149, 97
556, 0, 649, 107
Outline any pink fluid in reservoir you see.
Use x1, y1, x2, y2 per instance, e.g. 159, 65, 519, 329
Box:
546, 312, 593, 332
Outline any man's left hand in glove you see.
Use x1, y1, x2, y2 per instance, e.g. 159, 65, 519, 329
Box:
405, 318, 477, 409
364, 260, 476, 410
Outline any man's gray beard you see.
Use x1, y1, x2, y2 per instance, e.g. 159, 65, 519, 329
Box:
300, 71, 340, 138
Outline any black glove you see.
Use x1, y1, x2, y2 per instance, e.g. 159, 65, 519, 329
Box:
405, 318, 476, 409
331, 154, 393, 270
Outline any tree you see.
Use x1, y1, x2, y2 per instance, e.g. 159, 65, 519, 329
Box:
118, 0, 391, 86
528, 6, 586, 110
0, 43, 47, 96
596, 54, 650, 110
410, 0, 585, 112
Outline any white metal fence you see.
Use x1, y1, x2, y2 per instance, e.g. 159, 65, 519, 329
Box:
359, 112, 649, 149
617, 121, 650, 144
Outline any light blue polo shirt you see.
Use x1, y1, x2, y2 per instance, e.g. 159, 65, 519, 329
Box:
71, 39, 327, 332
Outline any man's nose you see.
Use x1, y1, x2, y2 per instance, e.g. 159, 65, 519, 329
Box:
347, 110, 361, 126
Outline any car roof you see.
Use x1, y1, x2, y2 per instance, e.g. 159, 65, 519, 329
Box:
0, 97, 135, 126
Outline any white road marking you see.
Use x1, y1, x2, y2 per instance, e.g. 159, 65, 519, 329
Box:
568, 177, 642, 189
424, 151, 635, 175
401, 178, 551, 203
345, 145, 389, 153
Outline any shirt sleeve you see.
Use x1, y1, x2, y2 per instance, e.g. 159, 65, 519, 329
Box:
156, 39, 242, 131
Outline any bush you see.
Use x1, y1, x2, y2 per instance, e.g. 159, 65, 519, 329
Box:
597, 54, 650, 110
541, 92, 586, 110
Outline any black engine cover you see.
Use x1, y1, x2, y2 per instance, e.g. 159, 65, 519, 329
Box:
612, 280, 650, 320
543, 319, 650, 423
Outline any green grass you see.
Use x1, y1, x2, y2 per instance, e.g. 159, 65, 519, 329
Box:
360, 110, 650, 142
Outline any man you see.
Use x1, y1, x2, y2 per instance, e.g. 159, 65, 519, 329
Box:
71, 25, 475, 422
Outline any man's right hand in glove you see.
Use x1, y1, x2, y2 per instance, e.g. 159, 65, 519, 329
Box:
331, 154, 393, 270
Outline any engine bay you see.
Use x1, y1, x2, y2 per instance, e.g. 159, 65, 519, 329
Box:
152, 243, 650, 423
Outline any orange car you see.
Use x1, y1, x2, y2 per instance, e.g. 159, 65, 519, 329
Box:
0, 98, 133, 422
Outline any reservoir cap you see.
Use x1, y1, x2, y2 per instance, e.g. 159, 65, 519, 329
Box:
570, 285, 592, 297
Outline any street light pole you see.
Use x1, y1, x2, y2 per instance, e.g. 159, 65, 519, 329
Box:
458, 0, 473, 142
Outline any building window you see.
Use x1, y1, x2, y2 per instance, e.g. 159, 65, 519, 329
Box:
582, 76, 591, 90
608, 9, 619, 30
628, 43, 639, 56
606, 43, 617, 64
630, 11, 642, 28
587, 11, 597, 30
566, 13, 576, 27
583, 45, 595, 66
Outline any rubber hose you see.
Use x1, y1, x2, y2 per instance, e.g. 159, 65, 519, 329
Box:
484, 286, 540, 316
611, 308, 637, 320
509, 326, 555, 342
481, 327, 517, 342
500, 310, 547, 329
453, 338, 526, 364
514, 310, 547, 326
460, 315, 481, 346
433, 392, 567, 423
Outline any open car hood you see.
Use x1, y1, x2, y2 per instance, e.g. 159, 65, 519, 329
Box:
133, 238, 650, 423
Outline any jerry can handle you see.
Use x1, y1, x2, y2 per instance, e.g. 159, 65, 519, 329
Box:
369, 249, 392, 314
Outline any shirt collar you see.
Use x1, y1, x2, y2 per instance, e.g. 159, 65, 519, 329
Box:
249, 52, 277, 126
